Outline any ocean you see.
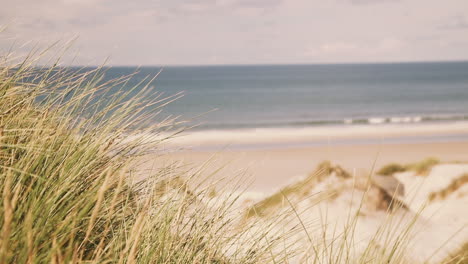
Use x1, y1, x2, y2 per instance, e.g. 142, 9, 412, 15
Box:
77, 61, 468, 131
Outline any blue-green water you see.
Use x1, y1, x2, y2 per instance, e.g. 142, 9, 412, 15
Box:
81, 61, 468, 130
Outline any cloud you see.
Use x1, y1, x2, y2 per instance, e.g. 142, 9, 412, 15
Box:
0, 0, 282, 33
343, 0, 401, 5
158, 0, 217, 14
321, 42, 358, 53
2, 0, 468, 65
304, 37, 405, 60
230, 0, 283, 8
439, 15, 468, 30
303, 42, 358, 58
1, 0, 112, 31
377, 37, 405, 51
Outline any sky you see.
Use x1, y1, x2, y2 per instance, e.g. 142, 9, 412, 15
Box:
1, 0, 468, 66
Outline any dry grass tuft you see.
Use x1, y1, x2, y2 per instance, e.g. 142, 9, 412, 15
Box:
377, 163, 407, 176
444, 242, 468, 264
377, 157, 440, 176
245, 161, 350, 218
409, 157, 440, 176
429, 173, 468, 202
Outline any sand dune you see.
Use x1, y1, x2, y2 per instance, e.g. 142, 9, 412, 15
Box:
141, 124, 468, 262
236, 162, 468, 263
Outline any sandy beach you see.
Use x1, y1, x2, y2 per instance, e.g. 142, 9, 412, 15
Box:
148, 123, 468, 191
142, 124, 468, 262
163, 122, 468, 151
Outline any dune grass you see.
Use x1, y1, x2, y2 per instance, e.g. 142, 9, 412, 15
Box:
245, 161, 351, 218
377, 157, 440, 176
377, 163, 407, 176
429, 173, 468, 202
243, 161, 422, 263
1, 46, 466, 263
409, 157, 440, 175
0, 50, 285, 263
444, 242, 468, 264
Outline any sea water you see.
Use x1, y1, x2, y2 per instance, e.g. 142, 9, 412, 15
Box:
72, 61, 468, 131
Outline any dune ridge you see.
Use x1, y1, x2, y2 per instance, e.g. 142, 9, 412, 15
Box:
234, 160, 468, 263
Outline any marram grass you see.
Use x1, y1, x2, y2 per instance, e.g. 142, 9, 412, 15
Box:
0, 51, 280, 263
377, 157, 440, 176
0, 47, 466, 263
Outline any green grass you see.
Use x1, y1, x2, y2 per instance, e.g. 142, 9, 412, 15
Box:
0, 50, 280, 263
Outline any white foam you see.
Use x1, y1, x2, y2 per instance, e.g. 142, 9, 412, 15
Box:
390, 116, 423, 123
368, 117, 387, 124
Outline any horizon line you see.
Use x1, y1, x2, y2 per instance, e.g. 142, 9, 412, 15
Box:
56, 59, 468, 68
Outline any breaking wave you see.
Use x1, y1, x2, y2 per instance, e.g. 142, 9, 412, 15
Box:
194, 113, 468, 130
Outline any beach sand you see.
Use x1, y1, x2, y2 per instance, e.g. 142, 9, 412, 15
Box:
155, 141, 468, 192
138, 124, 468, 262
146, 123, 468, 193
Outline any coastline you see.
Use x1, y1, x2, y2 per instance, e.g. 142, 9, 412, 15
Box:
164, 121, 468, 151
143, 125, 468, 263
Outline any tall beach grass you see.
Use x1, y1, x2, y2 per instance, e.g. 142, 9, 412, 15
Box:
0, 48, 286, 263
0, 46, 466, 263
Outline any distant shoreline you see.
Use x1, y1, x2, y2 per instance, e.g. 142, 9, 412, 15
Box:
187, 114, 468, 132
163, 121, 468, 151
61, 59, 468, 69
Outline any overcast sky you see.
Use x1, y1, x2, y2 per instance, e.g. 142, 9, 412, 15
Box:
1, 0, 468, 65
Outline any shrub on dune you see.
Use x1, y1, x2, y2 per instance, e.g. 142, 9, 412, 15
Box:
408, 157, 439, 176
377, 157, 440, 177
428, 173, 468, 201
377, 163, 407, 176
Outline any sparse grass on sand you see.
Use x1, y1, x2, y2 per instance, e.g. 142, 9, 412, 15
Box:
377, 157, 440, 176
245, 161, 351, 218
429, 173, 468, 201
